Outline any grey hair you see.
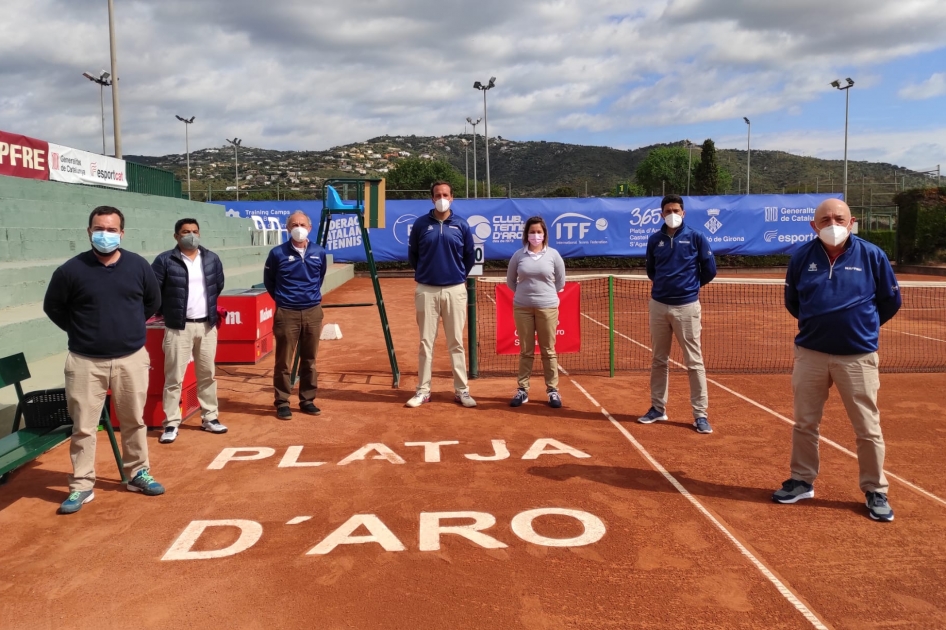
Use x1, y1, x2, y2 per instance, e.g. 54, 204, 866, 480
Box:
286, 211, 312, 229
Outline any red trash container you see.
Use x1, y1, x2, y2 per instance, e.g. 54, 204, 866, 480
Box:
216, 288, 276, 364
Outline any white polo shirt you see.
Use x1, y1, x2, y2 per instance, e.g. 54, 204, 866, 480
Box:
182, 251, 208, 319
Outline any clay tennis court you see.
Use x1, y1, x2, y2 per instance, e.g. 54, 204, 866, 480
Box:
1, 276, 945, 629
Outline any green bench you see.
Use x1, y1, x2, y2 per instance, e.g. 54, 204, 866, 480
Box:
0, 352, 125, 485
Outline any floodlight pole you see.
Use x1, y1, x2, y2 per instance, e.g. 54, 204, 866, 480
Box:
107, 0, 122, 158
831, 78, 855, 200
176, 116, 195, 199
466, 117, 481, 198
474, 77, 496, 198
743, 118, 751, 194
83, 71, 112, 154
227, 138, 242, 201
464, 124, 469, 199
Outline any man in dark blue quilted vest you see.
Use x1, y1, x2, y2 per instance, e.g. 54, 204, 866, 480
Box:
152, 218, 226, 444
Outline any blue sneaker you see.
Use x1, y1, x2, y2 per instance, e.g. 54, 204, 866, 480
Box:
694, 417, 713, 434
637, 407, 668, 424
127, 469, 165, 496
547, 390, 562, 409
866, 492, 894, 522
59, 490, 94, 514
510, 389, 529, 407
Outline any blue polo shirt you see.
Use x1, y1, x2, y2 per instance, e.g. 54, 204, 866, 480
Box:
263, 240, 327, 310
645, 222, 717, 305
785, 236, 901, 355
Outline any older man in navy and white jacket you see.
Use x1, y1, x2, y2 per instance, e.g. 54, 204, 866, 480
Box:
772, 198, 901, 523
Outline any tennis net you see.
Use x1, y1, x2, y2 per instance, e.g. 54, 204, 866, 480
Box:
473, 275, 946, 375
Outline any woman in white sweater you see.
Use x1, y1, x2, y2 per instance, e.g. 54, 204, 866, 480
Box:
505, 216, 566, 408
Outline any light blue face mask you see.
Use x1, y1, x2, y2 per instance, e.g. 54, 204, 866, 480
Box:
91, 230, 121, 254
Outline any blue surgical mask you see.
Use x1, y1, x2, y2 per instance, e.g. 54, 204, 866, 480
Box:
91, 231, 121, 254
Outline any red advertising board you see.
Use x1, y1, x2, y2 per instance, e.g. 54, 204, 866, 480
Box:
0, 130, 49, 181
495, 282, 581, 355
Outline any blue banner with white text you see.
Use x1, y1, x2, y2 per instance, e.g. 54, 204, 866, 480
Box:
215, 194, 842, 263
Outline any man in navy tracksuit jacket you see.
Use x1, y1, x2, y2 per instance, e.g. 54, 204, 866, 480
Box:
773, 198, 901, 522
264, 211, 327, 420
639, 194, 717, 434
405, 180, 477, 408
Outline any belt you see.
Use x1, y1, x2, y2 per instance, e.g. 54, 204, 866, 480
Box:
185, 317, 208, 323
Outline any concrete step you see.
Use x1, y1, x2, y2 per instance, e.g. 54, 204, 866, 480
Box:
0, 262, 353, 437
0, 245, 270, 310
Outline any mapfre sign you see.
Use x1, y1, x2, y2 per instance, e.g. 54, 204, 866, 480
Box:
0, 130, 49, 181
1, 128, 127, 189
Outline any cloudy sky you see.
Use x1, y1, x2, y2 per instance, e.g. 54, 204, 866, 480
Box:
2, 0, 945, 170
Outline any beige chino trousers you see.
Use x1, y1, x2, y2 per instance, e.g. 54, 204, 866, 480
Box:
790, 345, 888, 494
64, 347, 150, 492
648, 299, 709, 419
162, 322, 219, 427
513, 306, 559, 392
415, 283, 469, 395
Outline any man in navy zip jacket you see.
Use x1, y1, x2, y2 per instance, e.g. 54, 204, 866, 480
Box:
639, 194, 717, 434
405, 180, 477, 408
773, 198, 901, 522
152, 218, 227, 443
264, 211, 327, 420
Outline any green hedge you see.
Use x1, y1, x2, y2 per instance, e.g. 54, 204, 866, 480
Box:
858, 231, 897, 260
894, 187, 946, 263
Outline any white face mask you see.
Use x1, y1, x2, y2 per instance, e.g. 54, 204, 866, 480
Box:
290, 226, 309, 242
528, 233, 544, 247
664, 212, 683, 229
434, 198, 451, 213
819, 224, 849, 247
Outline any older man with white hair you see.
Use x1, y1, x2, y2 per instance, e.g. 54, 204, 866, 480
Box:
263, 211, 327, 420
773, 198, 901, 522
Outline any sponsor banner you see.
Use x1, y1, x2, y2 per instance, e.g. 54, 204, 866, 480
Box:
0, 130, 49, 180
215, 193, 841, 262
47, 142, 128, 189
495, 282, 581, 355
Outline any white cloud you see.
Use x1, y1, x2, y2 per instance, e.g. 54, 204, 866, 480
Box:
899, 73, 946, 100
1, 0, 945, 162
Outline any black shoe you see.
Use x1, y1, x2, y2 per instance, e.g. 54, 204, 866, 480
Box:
300, 402, 321, 416
276, 406, 292, 420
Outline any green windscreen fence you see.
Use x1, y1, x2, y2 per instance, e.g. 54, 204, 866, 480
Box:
474, 275, 946, 376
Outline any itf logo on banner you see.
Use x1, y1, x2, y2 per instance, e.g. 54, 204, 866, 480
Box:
494, 283, 581, 355
551, 213, 609, 246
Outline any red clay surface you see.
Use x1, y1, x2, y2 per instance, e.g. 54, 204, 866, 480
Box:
1, 277, 944, 629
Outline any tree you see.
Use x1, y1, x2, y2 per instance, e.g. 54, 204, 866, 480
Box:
544, 186, 578, 198
634, 146, 692, 195
692, 139, 719, 195
386, 158, 465, 199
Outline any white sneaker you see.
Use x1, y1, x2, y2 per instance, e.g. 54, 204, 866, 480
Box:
202, 419, 228, 433
158, 426, 178, 443
454, 391, 477, 408
405, 392, 430, 408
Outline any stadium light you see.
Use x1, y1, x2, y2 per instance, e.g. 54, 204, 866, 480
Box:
176, 115, 195, 200
466, 116, 481, 198
474, 77, 496, 198
226, 137, 242, 201
82, 70, 112, 155
831, 77, 855, 201
107, 0, 122, 158
743, 117, 751, 194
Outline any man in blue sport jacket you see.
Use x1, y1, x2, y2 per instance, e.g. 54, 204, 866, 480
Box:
406, 180, 477, 408
264, 211, 327, 420
152, 218, 227, 443
773, 198, 901, 522
639, 194, 717, 434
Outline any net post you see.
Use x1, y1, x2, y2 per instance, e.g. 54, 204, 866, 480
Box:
467, 277, 478, 379
608, 275, 615, 378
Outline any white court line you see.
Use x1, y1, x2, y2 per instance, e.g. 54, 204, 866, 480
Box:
562, 368, 829, 630
580, 313, 946, 509
882, 329, 946, 344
